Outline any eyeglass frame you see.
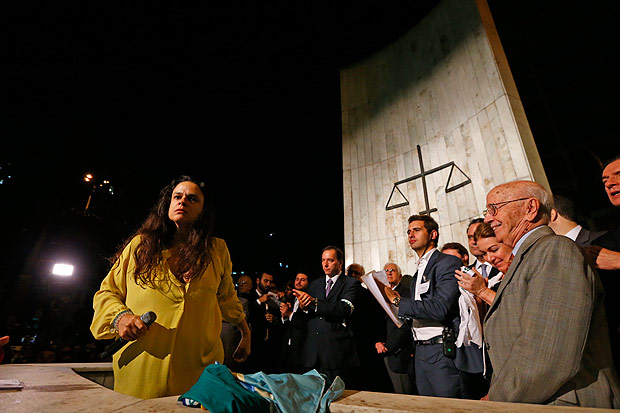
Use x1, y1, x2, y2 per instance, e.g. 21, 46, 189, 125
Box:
482, 197, 530, 216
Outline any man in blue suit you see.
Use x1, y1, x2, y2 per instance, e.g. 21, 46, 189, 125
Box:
383, 214, 476, 398
294, 246, 362, 386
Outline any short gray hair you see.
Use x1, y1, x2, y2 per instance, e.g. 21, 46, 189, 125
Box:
498, 180, 553, 223
383, 262, 402, 276
520, 181, 553, 223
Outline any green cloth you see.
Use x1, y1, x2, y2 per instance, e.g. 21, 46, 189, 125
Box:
179, 363, 273, 413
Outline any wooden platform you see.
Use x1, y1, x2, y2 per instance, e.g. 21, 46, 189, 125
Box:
0, 363, 614, 412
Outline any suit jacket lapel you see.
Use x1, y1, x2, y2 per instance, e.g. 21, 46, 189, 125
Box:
326, 275, 345, 299
410, 271, 418, 297
410, 250, 439, 299
485, 226, 553, 320
422, 250, 440, 281
575, 227, 589, 246
312, 278, 326, 300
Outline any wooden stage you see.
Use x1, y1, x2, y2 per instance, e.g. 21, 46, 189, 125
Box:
0, 363, 614, 412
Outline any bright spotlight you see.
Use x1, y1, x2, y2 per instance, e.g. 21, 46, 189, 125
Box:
52, 263, 74, 276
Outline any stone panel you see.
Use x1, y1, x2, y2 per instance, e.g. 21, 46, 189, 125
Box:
340, 0, 548, 274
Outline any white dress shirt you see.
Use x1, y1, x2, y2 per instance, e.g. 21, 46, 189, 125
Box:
411, 248, 445, 341
325, 273, 341, 296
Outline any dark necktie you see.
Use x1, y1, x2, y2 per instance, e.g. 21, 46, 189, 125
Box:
326, 278, 333, 297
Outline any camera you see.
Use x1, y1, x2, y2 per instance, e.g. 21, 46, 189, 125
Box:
442, 327, 456, 358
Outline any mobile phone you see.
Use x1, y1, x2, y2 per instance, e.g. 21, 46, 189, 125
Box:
460, 266, 476, 277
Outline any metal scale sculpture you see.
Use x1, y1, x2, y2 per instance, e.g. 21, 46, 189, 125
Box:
385, 145, 471, 214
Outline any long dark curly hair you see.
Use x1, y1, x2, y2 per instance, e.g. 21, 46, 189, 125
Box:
111, 175, 215, 287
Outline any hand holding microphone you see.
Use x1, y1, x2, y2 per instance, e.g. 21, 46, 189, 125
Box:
118, 312, 152, 341
100, 311, 157, 359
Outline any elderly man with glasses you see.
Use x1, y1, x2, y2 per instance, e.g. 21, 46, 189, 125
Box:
481, 180, 620, 407
374, 263, 415, 394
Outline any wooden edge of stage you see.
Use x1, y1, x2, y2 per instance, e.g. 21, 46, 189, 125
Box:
0, 363, 614, 412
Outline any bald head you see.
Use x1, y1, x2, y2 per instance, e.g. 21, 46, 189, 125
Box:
484, 181, 552, 247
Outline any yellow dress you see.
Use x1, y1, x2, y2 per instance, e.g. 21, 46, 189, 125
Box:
90, 236, 245, 399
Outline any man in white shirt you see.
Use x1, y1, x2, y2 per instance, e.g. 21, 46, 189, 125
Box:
549, 194, 605, 246
383, 215, 474, 398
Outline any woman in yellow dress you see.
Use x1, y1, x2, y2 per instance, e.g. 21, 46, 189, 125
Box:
90, 176, 251, 399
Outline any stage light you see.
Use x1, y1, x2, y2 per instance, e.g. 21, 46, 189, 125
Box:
84, 173, 93, 182
52, 263, 74, 277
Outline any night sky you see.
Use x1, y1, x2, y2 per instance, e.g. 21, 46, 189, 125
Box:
3, 0, 620, 316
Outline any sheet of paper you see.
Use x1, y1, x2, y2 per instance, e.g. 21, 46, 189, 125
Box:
372, 269, 389, 286
361, 270, 403, 328
0, 379, 23, 390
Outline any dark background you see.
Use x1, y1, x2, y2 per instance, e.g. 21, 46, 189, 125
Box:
2, 1, 619, 360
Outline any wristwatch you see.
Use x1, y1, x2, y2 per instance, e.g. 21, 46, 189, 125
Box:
392, 296, 400, 307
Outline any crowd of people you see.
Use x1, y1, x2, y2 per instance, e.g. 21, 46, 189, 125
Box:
220, 156, 620, 408
4, 157, 619, 408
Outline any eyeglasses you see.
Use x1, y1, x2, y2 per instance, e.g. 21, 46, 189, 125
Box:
483, 197, 530, 216
385, 269, 398, 273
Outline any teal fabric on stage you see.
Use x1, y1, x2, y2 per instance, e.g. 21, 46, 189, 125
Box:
238, 369, 345, 413
178, 363, 273, 413
179, 363, 344, 413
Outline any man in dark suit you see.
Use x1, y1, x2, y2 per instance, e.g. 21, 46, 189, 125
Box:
278, 272, 309, 373
549, 194, 606, 246
294, 246, 362, 385
441, 242, 470, 266
346, 263, 392, 393
247, 272, 281, 373
584, 156, 620, 374
382, 215, 475, 399
375, 263, 414, 394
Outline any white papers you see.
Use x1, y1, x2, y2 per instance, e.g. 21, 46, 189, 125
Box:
361, 270, 403, 328
0, 379, 23, 390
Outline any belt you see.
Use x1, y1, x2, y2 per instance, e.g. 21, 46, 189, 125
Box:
414, 336, 443, 345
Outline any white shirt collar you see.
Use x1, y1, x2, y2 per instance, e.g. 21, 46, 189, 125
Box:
563, 224, 582, 241
416, 247, 437, 266
325, 272, 341, 285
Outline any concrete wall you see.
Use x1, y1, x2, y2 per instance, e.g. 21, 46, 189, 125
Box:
340, 0, 548, 274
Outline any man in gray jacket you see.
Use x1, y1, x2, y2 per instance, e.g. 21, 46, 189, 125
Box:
483, 180, 620, 408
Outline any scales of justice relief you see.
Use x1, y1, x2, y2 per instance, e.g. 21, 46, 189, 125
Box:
385, 145, 472, 213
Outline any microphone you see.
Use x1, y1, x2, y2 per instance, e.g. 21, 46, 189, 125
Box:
99, 311, 157, 359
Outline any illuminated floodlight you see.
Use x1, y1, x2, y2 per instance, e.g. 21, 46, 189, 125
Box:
52, 263, 74, 276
